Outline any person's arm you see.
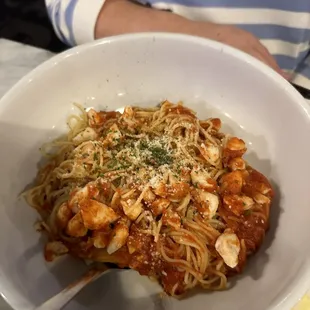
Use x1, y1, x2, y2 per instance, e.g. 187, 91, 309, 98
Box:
45, 0, 284, 76
95, 0, 283, 75
95, 0, 207, 38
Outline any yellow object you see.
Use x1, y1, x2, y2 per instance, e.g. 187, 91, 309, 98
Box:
293, 294, 310, 310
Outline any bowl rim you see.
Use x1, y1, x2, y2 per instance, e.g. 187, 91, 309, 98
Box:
0, 32, 310, 310
0, 32, 309, 117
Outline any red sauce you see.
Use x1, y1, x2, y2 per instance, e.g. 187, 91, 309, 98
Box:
218, 203, 267, 270
235, 214, 267, 253
88, 185, 100, 199
243, 167, 274, 199
95, 181, 113, 200
167, 182, 190, 201
180, 168, 191, 182
72, 238, 94, 255
162, 209, 181, 228
218, 206, 240, 231
222, 195, 245, 216
126, 225, 186, 295
161, 266, 186, 295
150, 198, 169, 216
98, 111, 121, 123
169, 105, 195, 117
128, 225, 162, 276
218, 166, 273, 271
206, 178, 218, 193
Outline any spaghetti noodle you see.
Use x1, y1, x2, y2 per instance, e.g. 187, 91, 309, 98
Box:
25, 101, 273, 296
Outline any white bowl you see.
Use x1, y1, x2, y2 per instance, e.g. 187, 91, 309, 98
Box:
0, 33, 309, 310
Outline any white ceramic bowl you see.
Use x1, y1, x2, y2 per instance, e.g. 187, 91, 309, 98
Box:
0, 33, 309, 310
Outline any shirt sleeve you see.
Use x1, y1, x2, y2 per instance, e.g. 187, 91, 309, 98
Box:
45, 0, 106, 46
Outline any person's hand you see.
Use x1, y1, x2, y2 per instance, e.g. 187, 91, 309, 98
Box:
200, 23, 285, 77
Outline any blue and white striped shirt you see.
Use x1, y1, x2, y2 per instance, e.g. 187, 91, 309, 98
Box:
45, 0, 310, 88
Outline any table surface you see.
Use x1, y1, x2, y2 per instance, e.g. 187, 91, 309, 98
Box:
0, 38, 309, 310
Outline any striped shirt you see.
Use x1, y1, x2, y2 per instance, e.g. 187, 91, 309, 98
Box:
45, 0, 310, 89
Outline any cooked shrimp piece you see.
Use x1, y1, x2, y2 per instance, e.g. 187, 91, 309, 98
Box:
92, 230, 110, 249
104, 123, 122, 147
190, 166, 217, 191
167, 182, 190, 201
56, 202, 73, 230
243, 167, 274, 199
199, 142, 220, 163
223, 194, 254, 216
87, 109, 102, 127
228, 157, 246, 171
68, 182, 100, 213
72, 127, 98, 144
120, 199, 143, 221
200, 118, 221, 131
220, 170, 244, 195
66, 212, 88, 237
68, 186, 90, 213
215, 229, 240, 268
209, 118, 222, 131
253, 193, 270, 205
120, 106, 137, 130
143, 188, 156, 204
153, 181, 167, 198
107, 220, 130, 254
194, 189, 219, 219
223, 137, 246, 165
162, 208, 181, 229
179, 167, 191, 183
80, 199, 119, 230
150, 198, 170, 216
44, 241, 68, 262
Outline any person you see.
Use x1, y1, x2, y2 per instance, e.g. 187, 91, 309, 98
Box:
45, 0, 310, 88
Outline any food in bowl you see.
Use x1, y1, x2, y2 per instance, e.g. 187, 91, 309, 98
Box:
25, 100, 273, 296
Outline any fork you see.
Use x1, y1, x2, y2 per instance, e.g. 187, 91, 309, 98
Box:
35, 268, 112, 310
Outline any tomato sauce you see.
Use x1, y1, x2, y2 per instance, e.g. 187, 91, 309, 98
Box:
218, 166, 273, 271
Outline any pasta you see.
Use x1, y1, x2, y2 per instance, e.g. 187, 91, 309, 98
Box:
25, 101, 273, 296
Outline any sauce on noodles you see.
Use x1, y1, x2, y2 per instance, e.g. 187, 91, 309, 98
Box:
25, 101, 273, 296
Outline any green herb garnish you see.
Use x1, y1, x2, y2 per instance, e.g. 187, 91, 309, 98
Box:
148, 146, 172, 167
139, 140, 148, 150
244, 209, 253, 216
